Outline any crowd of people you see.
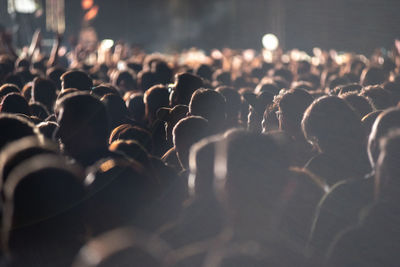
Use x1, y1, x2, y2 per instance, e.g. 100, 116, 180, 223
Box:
0, 26, 400, 267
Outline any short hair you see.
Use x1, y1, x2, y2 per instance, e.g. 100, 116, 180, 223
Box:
340, 92, 373, 118
109, 124, 153, 153
32, 77, 57, 112
189, 89, 226, 128
360, 67, 386, 86
368, 108, 400, 167
173, 116, 209, 169
144, 85, 170, 122
275, 88, 314, 129
302, 96, 364, 153
55, 92, 109, 143
0, 84, 20, 101
171, 73, 204, 105
60, 70, 93, 91
0, 93, 31, 116
216, 86, 241, 122
360, 85, 394, 110
0, 113, 39, 151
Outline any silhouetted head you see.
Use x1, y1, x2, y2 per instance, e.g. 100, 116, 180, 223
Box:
126, 93, 145, 123
216, 86, 241, 127
375, 129, 400, 199
61, 70, 93, 92
91, 84, 120, 98
101, 93, 130, 129
360, 67, 386, 86
340, 92, 373, 118
302, 96, 364, 155
54, 92, 110, 165
0, 93, 30, 116
0, 113, 39, 150
2, 154, 85, 265
144, 85, 169, 125
189, 89, 226, 133
113, 70, 137, 94
46, 66, 66, 90
29, 102, 50, 120
109, 124, 153, 153
173, 116, 209, 170
32, 77, 57, 112
360, 85, 394, 110
170, 73, 203, 106
274, 88, 314, 136
368, 107, 400, 168
0, 84, 20, 102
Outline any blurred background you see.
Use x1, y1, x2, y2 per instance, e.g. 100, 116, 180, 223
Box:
1, 0, 400, 54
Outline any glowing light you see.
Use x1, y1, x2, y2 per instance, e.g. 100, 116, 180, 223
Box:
81, 0, 94, 10
84, 5, 99, 21
101, 39, 114, 49
262, 34, 279, 51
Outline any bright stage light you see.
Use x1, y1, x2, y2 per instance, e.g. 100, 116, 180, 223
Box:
101, 39, 114, 49
262, 34, 279, 51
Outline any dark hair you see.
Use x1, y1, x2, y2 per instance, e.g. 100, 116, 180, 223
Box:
0, 84, 20, 101
144, 85, 170, 124
0, 93, 30, 116
32, 78, 57, 112
340, 92, 374, 118
302, 96, 364, 153
60, 70, 93, 91
171, 73, 204, 106
368, 107, 400, 168
109, 124, 153, 153
189, 89, 226, 132
173, 116, 209, 169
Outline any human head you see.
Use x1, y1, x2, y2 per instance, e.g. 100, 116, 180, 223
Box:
360, 67, 386, 86
170, 73, 203, 106
0, 113, 39, 151
144, 85, 169, 124
340, 92, 374, 119
173, 116, 209, 170
189, 89, 226, 133
274, 88, 314, 135
0, 84, 20, 102
215, 130, 289, 222
360, 85, 394, 110
302, 96, 365, 154
126, 93, 145, 123
60, 70, 93, 92
368, 107, 400, 168
101, 93, 130, 130
32, 77, 57, 112
216, 86, 241, 127
0, 93, 30, 116
109, 124, 153, 153
54, 92, 109, 165
2, 155, 85, 263
375, 129, 400, 199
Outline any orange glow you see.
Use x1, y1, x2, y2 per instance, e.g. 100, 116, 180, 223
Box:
81, 0, 94, 10
84, 5, 99, 21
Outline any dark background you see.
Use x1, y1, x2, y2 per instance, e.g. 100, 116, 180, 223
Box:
1, 0, 400, 54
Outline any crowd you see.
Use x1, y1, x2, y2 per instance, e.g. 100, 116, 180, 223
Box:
0, 27, 400, 267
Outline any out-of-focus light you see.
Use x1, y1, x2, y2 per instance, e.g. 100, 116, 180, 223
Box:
243, 49, 255, 62
101, 39, 114, 49
84, 5, 99, 21
81, 0, 94, 10
313, 47, 322, 57
262, 34, 279, 51
211, 49, 223, 60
